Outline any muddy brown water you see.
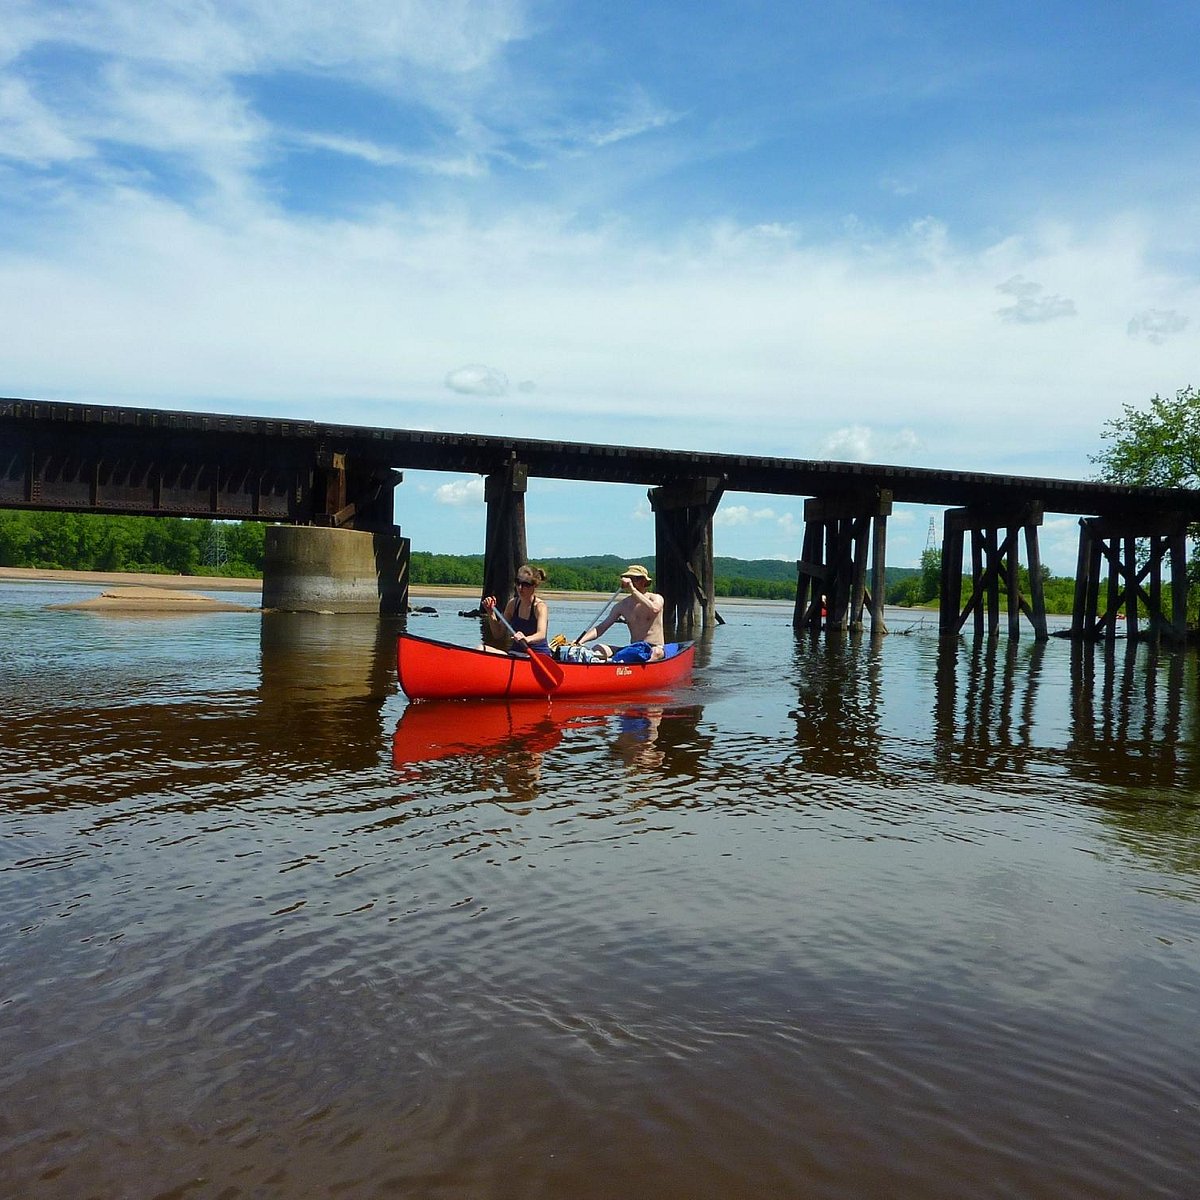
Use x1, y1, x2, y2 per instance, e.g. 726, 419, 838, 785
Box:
3, 582, 1198, 1198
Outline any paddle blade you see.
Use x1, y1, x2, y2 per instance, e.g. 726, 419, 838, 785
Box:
527, 649, 564, 692
489, 606, 562, 692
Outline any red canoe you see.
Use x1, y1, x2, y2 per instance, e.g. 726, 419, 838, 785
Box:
396, 632, 696, 701
392, 698, 609, 765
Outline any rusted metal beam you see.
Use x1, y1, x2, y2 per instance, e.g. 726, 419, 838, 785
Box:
6, 398, 1200, 519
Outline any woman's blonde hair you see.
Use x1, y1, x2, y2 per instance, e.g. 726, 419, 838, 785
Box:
516, 564, 547, 585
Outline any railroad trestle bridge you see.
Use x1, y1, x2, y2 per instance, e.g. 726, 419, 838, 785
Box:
3, 398, 1198, 644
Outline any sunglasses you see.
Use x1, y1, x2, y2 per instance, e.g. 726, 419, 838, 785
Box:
517, 579, 535, 587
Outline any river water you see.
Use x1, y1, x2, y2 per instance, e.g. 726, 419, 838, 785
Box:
2, 581, 1199, 1199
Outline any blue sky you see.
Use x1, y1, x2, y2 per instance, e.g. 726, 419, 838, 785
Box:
2, 1, 1198, 573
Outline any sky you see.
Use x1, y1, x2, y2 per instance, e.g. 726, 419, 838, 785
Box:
2, 1, 1198, 574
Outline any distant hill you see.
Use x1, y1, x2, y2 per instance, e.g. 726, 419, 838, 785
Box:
537, 554, 918, 588
506, 554, 919, 602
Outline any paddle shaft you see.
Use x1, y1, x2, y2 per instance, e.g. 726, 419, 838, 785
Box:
574, 589, 623, 642
488, 605, 563, 691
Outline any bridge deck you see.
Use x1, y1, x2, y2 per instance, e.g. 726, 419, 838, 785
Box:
3, 397, 1199, 521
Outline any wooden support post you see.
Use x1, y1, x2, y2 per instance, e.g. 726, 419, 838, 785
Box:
850, 515, 870, 631
1169, 526, 1189, 644
1123, 535, 1139, 640
1024, 523, 1049, 641
1070, 512, 1189, 644
1105, 541, 1121, 641
970, 530, 984, 639
793, 522, 824, 632
869, 503, 889, 637
648, 475, 725, 636
1071, 520, 1091, 639
1006, 526, 1021, 640
798, 490, 891, 638
939, 504, 1046, 640
482, 459, 528, 608
938, 511, 964, 638
1148, 534, 1163, 644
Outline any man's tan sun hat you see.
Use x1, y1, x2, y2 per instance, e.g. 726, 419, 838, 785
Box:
623, 564, 651, 580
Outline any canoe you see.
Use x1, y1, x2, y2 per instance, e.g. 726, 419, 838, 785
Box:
392, 698, 605, 765
391, 696, 677, 767
396, 632, 696, 701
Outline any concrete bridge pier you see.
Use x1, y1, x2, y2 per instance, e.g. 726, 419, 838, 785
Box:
1070, 512, 1188, 645
648, 475, 725, 636
793, 491, 891, 636
482, 459, 529, 608
938, 504, 1047, 641
262, 525, 410, 614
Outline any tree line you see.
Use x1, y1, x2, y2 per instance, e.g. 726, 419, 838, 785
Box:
0, 510, 266, 577
0, 510, 1079, 608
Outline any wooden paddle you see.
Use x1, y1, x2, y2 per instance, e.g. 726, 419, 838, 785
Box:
489, 606, 564, 692
575, 588, 623, 642
550, 589, 623, 649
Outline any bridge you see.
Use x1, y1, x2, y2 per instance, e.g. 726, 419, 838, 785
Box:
3, 397, 1197, 642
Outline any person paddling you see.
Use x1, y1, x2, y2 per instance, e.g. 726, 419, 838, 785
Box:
574, 564, 666, 662
480, 565, 551, 656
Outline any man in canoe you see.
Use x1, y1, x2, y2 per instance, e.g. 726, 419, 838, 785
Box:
574, 564, 666, 662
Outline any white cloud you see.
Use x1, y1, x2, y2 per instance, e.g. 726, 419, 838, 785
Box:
713, 504, 804, 546
585, 86, 681, 147
434, 476, 484, 506
444, 364, 509, 395
715, 504, 775, 527
995, 274, 1077, 324
820, 426, 921, 462
286, 132, 486, 178
5, 1, 527, 80
776, 513, 801, 538
0, 76, 90, 165
1127, 308, 1188, 344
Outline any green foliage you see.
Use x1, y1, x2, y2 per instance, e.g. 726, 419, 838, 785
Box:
886, 548, 941, 606
1093, 384, 1200, 620
1093, 385, 1200, 489
1, 512, 1085, 613
885, 550, 1079, 615
0, 511, 266, 576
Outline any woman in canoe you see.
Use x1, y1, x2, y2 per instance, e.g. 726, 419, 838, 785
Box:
479, 564, 551, 656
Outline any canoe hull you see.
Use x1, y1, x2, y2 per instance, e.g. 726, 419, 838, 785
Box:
397, 633, 695, 701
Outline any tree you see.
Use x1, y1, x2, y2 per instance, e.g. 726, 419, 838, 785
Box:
918, 546, 941, 603
1092, 385, 1200, 489
1093, 385, 1200, 617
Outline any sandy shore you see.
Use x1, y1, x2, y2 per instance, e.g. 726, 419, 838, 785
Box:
0, 567, 610, 604
0, 566, 264, 592
0, 566, 447, 595
0, 567, 774, 607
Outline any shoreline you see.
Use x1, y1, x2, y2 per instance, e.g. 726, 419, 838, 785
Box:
0, 567, 600, 603
0, 566, 787, 606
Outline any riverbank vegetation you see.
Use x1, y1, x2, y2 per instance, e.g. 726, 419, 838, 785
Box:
0, 508, 1085, 610
1093, 384, 1200, 620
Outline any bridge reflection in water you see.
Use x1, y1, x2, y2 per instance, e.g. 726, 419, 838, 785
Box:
933, 635, 1200, 795
776, 626, 1200, 803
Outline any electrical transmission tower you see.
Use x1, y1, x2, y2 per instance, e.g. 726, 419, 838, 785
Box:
203, 523, 228, 569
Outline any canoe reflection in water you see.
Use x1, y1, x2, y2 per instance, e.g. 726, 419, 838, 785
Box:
391, 697, 695, 801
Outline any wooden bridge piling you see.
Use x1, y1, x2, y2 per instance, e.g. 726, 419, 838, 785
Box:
648, 476, 725, 635
938, 504, 1048, 641
482, 458, 528, 611
793, 491, 891, 636
1070, 513, 1189, 646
